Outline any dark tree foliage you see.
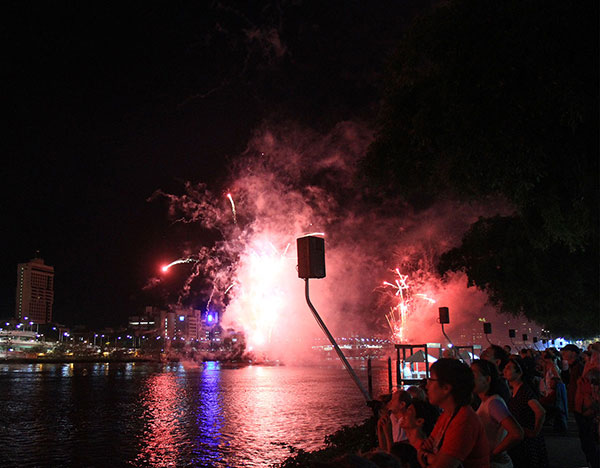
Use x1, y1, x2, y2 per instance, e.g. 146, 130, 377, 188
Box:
439, 216, 599, 337
362, 0, 599, 337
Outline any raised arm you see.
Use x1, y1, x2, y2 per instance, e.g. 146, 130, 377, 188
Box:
377, 411, 393, 452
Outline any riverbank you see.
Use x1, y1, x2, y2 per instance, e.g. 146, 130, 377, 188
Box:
0, 356, 159, 364
0, 356, 281, 366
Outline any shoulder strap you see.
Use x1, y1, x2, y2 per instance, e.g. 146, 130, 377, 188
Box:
435, 405, 462, 452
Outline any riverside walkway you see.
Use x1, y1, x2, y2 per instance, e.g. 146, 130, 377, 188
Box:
545, 413, 589, 468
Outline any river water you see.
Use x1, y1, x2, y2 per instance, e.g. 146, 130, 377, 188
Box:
0, 361, 391, 468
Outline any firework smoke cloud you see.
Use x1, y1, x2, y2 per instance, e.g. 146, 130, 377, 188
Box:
150, 120, 519, 361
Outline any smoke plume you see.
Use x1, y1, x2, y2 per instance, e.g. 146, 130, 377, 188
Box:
151, 120, 532, 362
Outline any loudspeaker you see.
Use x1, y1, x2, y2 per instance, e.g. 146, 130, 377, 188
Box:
438, 307, 449, 324
483, 323, 492, 334
297, 236, 326, 279
509, 329, 516, 338
533, 337, 538, 343
522, 334, 528, 341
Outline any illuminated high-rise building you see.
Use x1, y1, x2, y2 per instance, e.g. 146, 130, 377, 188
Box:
15, 256, 54, 324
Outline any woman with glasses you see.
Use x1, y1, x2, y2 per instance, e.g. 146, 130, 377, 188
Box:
411, 358, 490, 468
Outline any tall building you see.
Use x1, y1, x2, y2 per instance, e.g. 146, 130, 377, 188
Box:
15, 257, 54, 324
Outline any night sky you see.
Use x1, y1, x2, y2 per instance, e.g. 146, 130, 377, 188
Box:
3, 2, 431, 328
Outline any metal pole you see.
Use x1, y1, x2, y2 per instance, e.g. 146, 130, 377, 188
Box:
425, 344, 430, 378
396, 347, 401, 388
387, 357, 392, 393
402, 347, 407, 386
441, 323, 453, 347
367, 358, 373, 400
304, 279, 371, 402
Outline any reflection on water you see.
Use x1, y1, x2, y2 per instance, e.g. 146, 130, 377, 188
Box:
193, 361, 225, 466
137, 372, 183, 466
0, 361, 389, 467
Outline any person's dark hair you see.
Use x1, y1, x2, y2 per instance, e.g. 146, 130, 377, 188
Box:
409, 400, 439, 436
390, 442, 419, 468
394, 389, 413, 407
472, 359, 503, 397
508, 356, 538, 395
315, 453, 380, 468
430, 358, 474, 407
562, 344, 581, 354
406, 385, 426, 401
487, 344, 510, 370
363, 450, 404, 468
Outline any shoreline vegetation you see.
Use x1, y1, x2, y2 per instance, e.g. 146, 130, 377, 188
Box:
276, 416, 377, 467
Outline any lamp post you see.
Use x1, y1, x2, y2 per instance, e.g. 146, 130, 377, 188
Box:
297, 235, 371, 404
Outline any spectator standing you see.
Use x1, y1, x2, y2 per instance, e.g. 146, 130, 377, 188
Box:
472, 359, 524, 468
412, 358, 490, 468
503, 357, 549, 468
561, 344, 593, 465
481, 345, 512, 403
575, 348, 600, 468
538, 350, 568, 432
561, 344, 584, 412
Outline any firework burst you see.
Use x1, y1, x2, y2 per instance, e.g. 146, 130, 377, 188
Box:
382, 269, 436, 343
226, 193, 237, 224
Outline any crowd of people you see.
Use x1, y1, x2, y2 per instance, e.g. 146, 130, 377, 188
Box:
320, 342, 600, 468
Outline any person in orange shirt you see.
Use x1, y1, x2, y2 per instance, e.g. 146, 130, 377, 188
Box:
409, 358, 490, 468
